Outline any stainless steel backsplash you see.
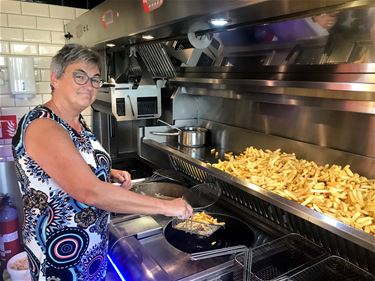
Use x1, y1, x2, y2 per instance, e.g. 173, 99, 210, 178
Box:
173, 93, 375, 164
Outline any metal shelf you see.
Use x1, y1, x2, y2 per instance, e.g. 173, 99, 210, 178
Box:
170, 64, 375, 101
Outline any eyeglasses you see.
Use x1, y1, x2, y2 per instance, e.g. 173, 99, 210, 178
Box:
72, 71, 103, 88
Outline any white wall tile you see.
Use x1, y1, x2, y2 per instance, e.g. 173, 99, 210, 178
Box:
0, 81, 10, 94
15, 94, 42, 106
49, 5, 75, 20
1, 1, 67, 119
82, 106, 92, 116
8, 14, 36, 29
38, 44, 62, 56
0, 41, 10, 54
21, 2, 49, 17
42, 93, 51, 103
63, 19, 71, 26
1, 67, 8, 80
0, 69, 5, 89
37, 17, 63, 31
75, 8, 88, 18
0, 1, 21, 14
40, 68, 50, 81
10, 42, 38, 55
0, 13, 7, 27
36, 81, 51, 93
84, 116, 92, 129
34, 69, 40, 81
0, 27, 23, 41
0, 56, 6, 66
0, 94, 14, 106
24, 29, 51, 43
33, 56, 52, 68
51, 31, 65, 44
1, 106, 29, 119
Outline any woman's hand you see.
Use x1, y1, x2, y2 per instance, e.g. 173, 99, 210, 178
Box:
164, 198, 193, 219
110, 169, 132, 189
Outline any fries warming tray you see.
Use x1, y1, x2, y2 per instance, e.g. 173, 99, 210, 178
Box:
142, 134, 375, 274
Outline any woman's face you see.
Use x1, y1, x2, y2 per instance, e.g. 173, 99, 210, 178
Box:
51, 61, 100, 111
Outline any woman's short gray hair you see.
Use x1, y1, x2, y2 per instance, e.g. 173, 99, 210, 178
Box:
50, 44, 102, 79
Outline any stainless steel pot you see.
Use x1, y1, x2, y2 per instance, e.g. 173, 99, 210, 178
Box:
151, 126, 207, 147
178, 126, 207, 147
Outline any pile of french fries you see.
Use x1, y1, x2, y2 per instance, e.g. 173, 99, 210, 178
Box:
212, 146, 375, 235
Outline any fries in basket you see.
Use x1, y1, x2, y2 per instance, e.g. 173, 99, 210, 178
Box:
173, 212, 225, 237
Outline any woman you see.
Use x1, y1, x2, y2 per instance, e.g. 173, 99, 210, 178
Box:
12, 44, 193, 281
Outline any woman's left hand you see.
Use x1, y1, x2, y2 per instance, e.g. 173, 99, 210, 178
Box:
111, 169, 132, 189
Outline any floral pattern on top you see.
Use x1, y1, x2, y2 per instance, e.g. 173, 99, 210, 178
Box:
12, 105, 112, 281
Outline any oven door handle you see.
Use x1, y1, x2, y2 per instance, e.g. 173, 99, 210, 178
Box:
127, 95, 135, 116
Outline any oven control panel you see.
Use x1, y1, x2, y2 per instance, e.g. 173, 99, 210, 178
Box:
109, 83, 162, 121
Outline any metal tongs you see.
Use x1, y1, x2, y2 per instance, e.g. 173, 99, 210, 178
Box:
190, 245, 248, 261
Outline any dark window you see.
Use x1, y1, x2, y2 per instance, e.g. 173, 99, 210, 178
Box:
137, 97, 158, 116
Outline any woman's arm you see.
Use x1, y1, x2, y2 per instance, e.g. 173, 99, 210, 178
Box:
24, 118, 192, 218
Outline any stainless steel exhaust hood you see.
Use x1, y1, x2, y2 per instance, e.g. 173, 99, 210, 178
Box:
65, 0, 355, 48
66, 0, 375, 102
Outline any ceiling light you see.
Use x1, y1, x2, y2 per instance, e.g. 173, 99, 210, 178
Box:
209, 18, 230, 26
106, 43, 116, 47
142, 34, 154, 40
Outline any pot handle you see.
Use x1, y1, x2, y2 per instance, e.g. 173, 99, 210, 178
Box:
157, 119, 181, 131
150, 131, 180, 136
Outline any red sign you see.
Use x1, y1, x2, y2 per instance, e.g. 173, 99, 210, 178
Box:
142, 0, 164, 13
0, 115, 17, 139
101, 10, 113, 29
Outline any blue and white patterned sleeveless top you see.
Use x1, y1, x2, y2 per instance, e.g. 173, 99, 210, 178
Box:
12, 105, 112, 281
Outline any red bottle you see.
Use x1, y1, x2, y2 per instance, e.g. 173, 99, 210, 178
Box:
0, 195, 21, 270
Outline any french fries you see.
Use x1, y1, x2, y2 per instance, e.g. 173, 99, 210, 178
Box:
174, 212, 225, 236
191, 211, 226, 226
212, 146, 375, 235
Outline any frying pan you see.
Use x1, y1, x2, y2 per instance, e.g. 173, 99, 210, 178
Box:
164, 213, 255, 254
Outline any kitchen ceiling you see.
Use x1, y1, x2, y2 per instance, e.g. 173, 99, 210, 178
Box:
26, 0, 105, 9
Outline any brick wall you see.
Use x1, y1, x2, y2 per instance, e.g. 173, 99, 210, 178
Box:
0, 0, 90, 161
